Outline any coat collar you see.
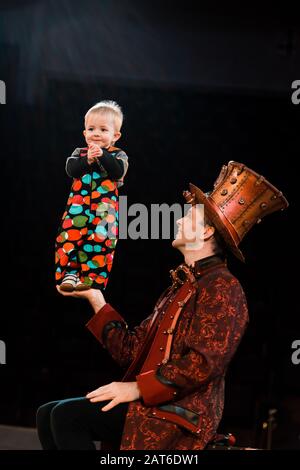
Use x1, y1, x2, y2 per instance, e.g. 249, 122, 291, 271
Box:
193, 254, 226, 278
170, 254, 226, 287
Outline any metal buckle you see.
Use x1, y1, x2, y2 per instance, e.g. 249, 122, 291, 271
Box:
170, 264, 195, 286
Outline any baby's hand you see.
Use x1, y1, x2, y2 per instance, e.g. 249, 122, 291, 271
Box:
87, 144, 103, 163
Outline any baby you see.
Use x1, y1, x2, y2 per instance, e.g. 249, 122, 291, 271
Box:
55, 100, 128, 291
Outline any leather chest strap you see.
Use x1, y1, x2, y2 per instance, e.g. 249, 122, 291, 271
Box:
140, 281, 195, 373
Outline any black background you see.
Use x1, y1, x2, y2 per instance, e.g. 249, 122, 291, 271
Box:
0, 0, 299, 449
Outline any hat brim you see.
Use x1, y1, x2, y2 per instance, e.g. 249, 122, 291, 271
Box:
189, 183, 245, 262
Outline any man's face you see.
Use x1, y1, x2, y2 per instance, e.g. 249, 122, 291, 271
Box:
172, 205, 205, 251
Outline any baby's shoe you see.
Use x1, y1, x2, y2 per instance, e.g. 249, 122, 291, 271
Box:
75, 279, 91, 291
60, 273, 78, 292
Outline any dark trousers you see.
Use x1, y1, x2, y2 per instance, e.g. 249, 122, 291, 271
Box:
36, 397, 128, 450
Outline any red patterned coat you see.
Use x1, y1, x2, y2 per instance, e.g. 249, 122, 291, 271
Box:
86, 256, 248, 450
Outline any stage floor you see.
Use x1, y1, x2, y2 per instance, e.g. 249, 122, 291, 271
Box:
0, 425, 41, 450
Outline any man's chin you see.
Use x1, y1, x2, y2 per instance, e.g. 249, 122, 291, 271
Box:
172, 237, 186, 248
172, 238, 202, 253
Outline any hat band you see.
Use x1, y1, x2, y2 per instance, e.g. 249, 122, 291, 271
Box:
207, 196, 241, 246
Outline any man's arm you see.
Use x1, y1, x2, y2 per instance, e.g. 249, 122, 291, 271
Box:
80, 278, 244, 412
56, 286, 141, 412
56, 286, 152, 369
136, 277, 249, 406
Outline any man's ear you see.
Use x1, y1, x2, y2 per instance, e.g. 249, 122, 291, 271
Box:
114, 131, 121, 143
203, 225, 215, 241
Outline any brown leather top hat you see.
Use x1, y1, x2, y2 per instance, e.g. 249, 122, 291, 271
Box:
184, 161, 289, 262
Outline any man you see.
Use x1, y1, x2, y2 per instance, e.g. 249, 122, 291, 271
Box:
37, 161, 288, 450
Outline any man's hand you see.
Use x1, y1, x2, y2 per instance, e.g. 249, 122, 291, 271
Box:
86, 382, 141, 412
56, 286, 106, 313
87, 144, 103, 164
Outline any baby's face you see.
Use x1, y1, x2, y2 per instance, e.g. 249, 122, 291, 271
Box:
83, 112, 120, 148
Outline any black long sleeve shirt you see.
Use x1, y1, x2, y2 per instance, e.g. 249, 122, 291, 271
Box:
66, 148, 128, 183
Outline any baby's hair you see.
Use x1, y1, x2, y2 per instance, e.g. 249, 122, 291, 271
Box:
85, 100, 123, 131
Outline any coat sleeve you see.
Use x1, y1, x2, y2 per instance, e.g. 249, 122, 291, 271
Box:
85, 303, 152, 369
136, 276, 249, 406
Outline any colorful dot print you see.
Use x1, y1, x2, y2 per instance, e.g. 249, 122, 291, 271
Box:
55, 148, 119, 290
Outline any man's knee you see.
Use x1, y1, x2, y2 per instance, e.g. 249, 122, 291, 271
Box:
50, 398, 84, 431
36, 401, 58, 428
